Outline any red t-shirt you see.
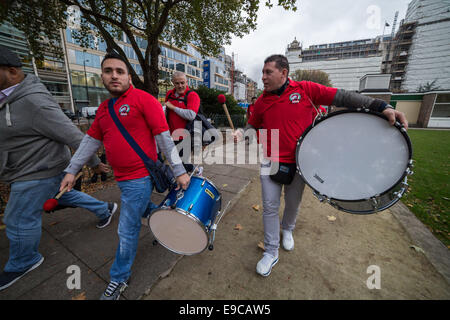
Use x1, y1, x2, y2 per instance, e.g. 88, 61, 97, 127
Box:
248, 80, 337, 163
247, 103, 255, 120
165, 87, 200, 141
87, 86, 168, 181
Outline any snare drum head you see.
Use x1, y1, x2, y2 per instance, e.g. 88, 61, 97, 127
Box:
296, 112, 410, 201
149, 208, 208, 255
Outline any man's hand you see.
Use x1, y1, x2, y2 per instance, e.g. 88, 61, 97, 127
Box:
175, 173, 190, 190
60, 173, 77, 192
232, 129, 244, 143
382, 107, 408, 130
165, 101, 176, 111
94, 162, 110, 174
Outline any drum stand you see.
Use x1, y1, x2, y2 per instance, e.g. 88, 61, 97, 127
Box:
207, 199, 231, 250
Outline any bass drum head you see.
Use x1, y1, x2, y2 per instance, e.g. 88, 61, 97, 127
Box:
296, 111, 411, 201
149, 208, 208, 255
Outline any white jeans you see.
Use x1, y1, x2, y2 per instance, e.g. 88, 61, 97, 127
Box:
260, 161, 305, 256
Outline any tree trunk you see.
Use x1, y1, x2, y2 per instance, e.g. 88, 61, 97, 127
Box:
144, 42, 161, 98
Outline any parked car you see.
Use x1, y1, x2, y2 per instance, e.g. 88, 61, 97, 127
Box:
81, 107, 98, 119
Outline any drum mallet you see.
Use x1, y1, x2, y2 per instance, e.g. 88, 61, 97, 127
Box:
43, 172, 83, 213
218, 94, 235, 131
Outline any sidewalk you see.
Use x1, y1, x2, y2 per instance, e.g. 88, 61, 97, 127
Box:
1, 142, 449, 299
0, 159, 254, 300
144, 172, 450, 300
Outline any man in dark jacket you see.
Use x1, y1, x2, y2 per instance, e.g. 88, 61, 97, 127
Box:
0, 46, 117, 291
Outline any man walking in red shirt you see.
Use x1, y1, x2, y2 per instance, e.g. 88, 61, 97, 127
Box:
246, 96, 257, 122
234, 54, 407, 277
60, 52, 190, 299
164, 71, 201, 173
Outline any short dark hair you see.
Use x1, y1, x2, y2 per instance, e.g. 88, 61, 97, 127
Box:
101, 50, 130, 73
264, 54, 289, 74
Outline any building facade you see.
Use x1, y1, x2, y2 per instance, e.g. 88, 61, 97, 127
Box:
202, 47, 231, 93
1, 22, 73, 111
286, 36, 390, 91
2, 18, 232, 113
399, 0, 450, 92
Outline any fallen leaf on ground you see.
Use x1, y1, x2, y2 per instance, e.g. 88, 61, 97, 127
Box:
252, 204, 260, 211
222, 184, 228, 187
327, 215, 336, 221
257, 241, 265, 251
410, 245, 425, 254
49, 221, 60, 226
72, 292, 86, 300
234, 224, 243, 230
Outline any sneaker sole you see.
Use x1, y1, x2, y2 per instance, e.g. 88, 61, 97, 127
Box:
0, 256, 44, 291
257, 257, 279, 277
97, 203, 118, 229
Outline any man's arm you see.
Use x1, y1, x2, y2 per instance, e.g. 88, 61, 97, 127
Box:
165, 101, 197, 120
154, 131, 186, 177
332, 89, 408, 128
32, 103, 101, 167
154, 130, 190, 190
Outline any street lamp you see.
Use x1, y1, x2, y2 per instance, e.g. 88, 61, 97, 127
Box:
82, 50, 90, 105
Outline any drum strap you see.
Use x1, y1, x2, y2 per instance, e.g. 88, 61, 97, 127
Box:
107, 98, 174, 193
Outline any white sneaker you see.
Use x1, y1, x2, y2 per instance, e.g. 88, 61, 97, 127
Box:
256, 253, 279, 277
281, 229, 294, 251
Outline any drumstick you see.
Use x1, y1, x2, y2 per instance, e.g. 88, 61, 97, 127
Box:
218, 94, 235, 131
43, 172, 83, 212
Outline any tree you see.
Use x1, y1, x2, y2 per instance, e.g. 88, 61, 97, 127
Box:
0, 0, 297, 97
291, 69, 332, 87
417, 79, 440, 93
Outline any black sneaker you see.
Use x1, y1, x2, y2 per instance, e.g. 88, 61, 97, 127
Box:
100, 280, 129, 300
96, 202, 118, 229
0, 256, 44, 291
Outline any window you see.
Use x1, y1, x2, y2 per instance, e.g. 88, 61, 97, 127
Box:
176, 63, 185, 72
432, 93, 450, 118
74, 50, 101, 68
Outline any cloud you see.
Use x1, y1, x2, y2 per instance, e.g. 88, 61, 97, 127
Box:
224, 0, 411, 89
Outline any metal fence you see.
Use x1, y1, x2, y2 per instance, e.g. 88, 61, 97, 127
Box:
208, 114, 247, 128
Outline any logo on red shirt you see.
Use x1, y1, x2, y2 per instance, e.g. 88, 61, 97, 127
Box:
119, 104, 130, 116
289, 93, 301, 104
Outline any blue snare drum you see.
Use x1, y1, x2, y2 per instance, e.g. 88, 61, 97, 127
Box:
148, 176, 222, 255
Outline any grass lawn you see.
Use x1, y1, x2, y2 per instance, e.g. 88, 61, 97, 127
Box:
401, 129, 450, 248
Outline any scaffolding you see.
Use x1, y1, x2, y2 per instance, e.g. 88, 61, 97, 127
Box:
400, 0, 450, 92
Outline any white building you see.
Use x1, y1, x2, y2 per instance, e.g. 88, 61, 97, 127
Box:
401, 0, 450, 92
286, 37, 388, 91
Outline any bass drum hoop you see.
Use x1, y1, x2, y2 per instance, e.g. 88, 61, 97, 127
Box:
148, 206, 210, 255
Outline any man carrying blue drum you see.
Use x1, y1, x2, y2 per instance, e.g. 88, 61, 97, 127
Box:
60, 51, 190, 300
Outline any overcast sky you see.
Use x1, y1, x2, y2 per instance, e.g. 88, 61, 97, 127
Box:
224, 0, 412, 88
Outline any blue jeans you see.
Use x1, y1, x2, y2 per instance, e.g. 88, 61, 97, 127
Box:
110, 176, 157, 282
2, 173, 110, 273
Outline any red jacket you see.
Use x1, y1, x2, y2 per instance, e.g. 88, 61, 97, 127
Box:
165, 87, 200, 141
